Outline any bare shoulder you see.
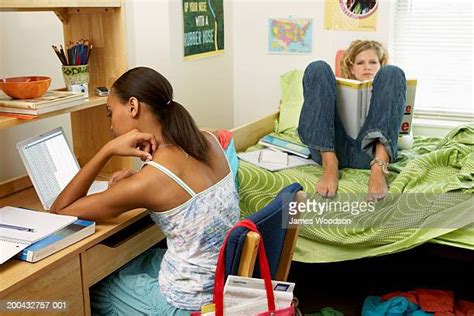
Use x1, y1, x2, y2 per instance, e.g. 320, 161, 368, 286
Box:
201, 130, 231, 178
126, 163, 181, 209
201, 130, 227, 159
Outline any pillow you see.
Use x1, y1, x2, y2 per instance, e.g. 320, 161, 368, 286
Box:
215, 129, 240, 190
277, 70, 304, 133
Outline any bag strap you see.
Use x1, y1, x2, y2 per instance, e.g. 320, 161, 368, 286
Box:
214, 219, 276, 316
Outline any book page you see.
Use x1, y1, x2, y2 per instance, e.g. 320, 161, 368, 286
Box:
221, 275, 294, 314
0, 240, 29, 264
336, 77, 416, 137
336, 80, 363, 139
0, 207, 77, 243
224, 286, 293, 309
259, 150, 288, 165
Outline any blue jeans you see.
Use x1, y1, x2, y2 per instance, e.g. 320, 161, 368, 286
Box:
297, 61, 406, 169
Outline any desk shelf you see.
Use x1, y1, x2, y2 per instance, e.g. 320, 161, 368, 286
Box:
0, 0, 121, 9
0, 96, 108, 130
1, 0, 129, 197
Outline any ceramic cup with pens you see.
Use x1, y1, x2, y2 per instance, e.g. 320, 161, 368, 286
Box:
62, 64, 89, 97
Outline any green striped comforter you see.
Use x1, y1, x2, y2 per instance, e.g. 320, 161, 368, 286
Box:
237, 124, 474, 262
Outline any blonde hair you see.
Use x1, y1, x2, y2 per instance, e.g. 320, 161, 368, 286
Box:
340, 40, 388, 79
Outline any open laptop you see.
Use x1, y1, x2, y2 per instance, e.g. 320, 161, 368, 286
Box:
17, 127, 108, 210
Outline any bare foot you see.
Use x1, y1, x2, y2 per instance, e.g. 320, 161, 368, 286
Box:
316, 152, 339, 197
367, 165, 388, 201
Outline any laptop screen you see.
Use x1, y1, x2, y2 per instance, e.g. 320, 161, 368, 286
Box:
17, 127, 80, 210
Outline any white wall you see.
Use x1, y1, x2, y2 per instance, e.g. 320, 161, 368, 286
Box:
169, 0, 234, 129
124, 0, 234, 129
0, 12, 71, 182
232, 0, 392, 126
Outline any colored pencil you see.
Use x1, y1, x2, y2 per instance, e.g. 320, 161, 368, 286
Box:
53, 40, 93, 66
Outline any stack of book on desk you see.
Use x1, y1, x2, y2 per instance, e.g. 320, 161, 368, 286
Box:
0, 91, 87, 116
18, 219, 95, 263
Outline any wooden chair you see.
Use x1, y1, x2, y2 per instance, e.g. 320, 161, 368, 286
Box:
224, 184, 306, 282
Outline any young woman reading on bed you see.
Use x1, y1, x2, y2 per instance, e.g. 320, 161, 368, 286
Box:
298, 40, 406, 201
50, 67, 240, 315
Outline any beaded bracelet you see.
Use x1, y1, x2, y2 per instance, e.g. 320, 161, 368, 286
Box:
370, 158, 390, 174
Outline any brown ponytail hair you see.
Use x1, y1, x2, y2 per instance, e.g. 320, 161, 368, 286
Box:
111, 67, 210, 165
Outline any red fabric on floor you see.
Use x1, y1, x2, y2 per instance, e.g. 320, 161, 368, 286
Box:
381, 289, 473, 315
456, 300, 474, 316
381, 291, 418, 304
416, 289, 454, 313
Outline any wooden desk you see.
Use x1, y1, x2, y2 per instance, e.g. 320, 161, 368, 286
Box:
0, 3, 143, 314
0, 187, 165, 315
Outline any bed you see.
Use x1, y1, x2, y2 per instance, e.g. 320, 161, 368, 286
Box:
231, 112, 474, 264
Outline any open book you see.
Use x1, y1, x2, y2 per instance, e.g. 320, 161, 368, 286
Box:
336, 77, 417, 139
221, 275, 294, 315
0, 206, 77, 264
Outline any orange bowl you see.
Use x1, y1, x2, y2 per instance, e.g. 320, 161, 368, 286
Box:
0, 76, 51, 99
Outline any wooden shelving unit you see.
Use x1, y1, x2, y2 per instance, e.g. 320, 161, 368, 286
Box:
0, 96, 107, 129
0, 6, 167, 315
0, 0, 121, 9
0, 0, 130, 197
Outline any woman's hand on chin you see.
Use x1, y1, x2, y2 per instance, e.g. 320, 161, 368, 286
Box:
104, 129, 157, 161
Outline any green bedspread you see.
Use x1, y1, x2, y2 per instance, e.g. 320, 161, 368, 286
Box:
237, 124, 474, 263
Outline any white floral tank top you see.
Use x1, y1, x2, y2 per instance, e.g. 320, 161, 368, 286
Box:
143, 136, 240, 310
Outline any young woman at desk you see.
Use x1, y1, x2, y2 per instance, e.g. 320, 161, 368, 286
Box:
298, 40, 406, 201
50, 67, 240, 315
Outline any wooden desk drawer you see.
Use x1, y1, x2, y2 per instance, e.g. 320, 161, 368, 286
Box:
81, 217, 165, 287
1, 256, 84, 316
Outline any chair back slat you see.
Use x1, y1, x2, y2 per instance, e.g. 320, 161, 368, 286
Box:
237, 231, 260, 277
275, 190, 306, 281
225, 183, 304, 282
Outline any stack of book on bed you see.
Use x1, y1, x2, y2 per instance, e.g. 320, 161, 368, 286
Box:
238, 135, 316, 171
0, 91, 87, 116
258, 135, 311, 158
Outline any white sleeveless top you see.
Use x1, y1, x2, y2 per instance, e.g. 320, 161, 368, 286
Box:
142, 135, 240, 310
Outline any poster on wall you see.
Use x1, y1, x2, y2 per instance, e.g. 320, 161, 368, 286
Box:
268, 18, 313, 54
324, 0, 378, 31
183, 0, 224, 60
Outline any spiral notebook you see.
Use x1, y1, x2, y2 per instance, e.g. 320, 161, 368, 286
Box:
0, 206, 77, 264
